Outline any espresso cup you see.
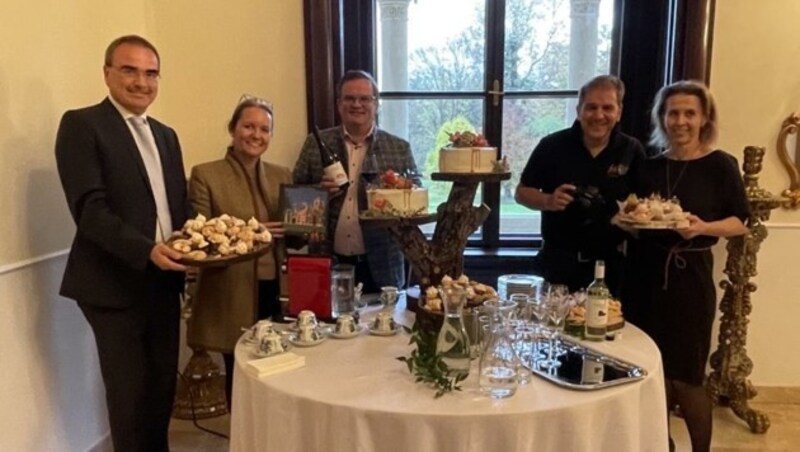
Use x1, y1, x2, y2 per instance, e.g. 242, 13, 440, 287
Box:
373, 312, 396, 332
297, 310, 318, 329
259, 332, 285, 355
335, 314, 357, 335
254, 320, 275, 341
297, 325, 321, 343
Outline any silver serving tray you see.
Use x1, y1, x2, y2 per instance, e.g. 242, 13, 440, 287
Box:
527, 337, 647, 390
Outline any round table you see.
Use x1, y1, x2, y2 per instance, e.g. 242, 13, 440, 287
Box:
230, 301, 668, 452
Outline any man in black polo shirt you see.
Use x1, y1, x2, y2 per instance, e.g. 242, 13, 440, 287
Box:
515, 75, 644, 294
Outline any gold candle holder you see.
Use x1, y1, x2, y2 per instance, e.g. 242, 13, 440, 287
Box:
706, 146, 781, 433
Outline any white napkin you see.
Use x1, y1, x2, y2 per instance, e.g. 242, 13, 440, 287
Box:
246, 352, 306, 378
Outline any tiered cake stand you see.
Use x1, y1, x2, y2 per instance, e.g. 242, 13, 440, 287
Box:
362, 171, 510, 292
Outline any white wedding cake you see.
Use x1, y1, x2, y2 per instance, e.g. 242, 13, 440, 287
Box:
439, 131, 498, 173
365, 170, 428, 216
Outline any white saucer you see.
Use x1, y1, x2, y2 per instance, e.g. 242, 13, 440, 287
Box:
242, 335, 259, 345
368, 325, 402, 336
287, 333, 328, 347
330, 324, 365, 339
252, 341, 292, 358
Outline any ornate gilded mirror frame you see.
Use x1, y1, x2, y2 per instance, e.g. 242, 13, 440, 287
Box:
777, 112, 800, 208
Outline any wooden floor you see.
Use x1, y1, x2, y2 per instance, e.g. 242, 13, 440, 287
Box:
168, 386, 800, 451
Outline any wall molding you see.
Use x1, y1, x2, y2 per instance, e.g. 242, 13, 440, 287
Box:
0, 249, 69, 276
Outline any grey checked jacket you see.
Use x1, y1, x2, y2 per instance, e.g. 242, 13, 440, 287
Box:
293, 126, 418, 289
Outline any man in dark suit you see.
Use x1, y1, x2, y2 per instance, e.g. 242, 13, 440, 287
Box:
55, 35, 191, 452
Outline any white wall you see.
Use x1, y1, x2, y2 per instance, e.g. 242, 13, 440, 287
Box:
710, 0, 800, 386
0, 1, 306, 450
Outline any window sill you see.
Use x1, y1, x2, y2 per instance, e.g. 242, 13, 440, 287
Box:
464, 247, 539, 258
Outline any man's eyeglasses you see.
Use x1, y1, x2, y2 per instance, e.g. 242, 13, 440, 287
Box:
239, 94, 274, 115
110, 66, 160, 82
341, 95, 377, 105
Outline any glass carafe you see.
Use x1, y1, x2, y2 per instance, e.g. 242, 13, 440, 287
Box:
479, 299, 519, 399
435, 285, 471, 378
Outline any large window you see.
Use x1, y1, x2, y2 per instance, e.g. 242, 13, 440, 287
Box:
375, 0, 615, 244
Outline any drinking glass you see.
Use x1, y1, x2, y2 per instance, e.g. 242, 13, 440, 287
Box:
479, 299, 519, 398
331, 264, 355, 317
508, 293, 529, 321
525, 294, 548, 360
361, 153, 380, 185
540, 289, 571, 369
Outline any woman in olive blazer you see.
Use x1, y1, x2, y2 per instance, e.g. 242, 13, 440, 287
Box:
188, 98, 291, 404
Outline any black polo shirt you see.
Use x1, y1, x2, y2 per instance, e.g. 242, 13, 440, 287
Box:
520, 121, 645, 256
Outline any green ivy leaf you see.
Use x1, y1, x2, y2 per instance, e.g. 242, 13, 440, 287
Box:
396, 320, 466, 398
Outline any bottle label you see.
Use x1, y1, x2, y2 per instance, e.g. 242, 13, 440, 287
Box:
581, 359, 604, 384
585, 297, 608, 338
323, 161, 349, 187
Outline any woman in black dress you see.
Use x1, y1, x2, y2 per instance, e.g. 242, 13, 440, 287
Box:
620, 81, 749, 451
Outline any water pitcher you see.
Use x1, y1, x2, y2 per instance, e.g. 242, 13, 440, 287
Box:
435, 285, 471, 378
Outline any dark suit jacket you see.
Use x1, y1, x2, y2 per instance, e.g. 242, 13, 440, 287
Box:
55, 98, 192, 308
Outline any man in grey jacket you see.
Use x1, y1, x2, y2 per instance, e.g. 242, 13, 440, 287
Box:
293, 70, 418, 293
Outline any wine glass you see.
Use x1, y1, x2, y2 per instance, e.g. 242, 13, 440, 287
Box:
508, 293, 533, 383
540, 287, 571, 369
525, 293, 548, 360
360, 153, 380, 185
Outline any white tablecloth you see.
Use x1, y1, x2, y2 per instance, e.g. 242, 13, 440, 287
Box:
230, 301, 668, 452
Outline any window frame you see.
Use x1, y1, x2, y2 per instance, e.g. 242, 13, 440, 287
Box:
302, 0, 716, 250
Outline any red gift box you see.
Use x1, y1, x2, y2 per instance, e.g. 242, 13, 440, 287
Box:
287, 256, 332, 318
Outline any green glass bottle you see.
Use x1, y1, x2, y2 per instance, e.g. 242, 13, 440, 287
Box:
585, 260, 610, 341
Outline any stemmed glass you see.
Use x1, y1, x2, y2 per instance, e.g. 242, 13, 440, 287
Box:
507, 293, 533, 384
361, 153, 380, 185
540, 284, 571, 369
525, 290, 548, 361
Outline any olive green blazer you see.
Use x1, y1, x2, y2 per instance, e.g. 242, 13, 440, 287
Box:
187, 150, 291, 352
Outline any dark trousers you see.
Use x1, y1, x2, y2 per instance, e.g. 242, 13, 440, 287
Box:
256, 279, 281, 321
79, 287, 180, 452
334, 253, 379, 294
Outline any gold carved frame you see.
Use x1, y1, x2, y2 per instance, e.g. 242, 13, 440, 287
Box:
777, 112, 800, 208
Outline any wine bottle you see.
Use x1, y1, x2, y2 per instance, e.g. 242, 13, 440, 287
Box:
313, 126, 349, 191
585, 260, 610, 341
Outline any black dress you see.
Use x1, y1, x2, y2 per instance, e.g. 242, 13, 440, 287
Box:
621, 150, 749, 385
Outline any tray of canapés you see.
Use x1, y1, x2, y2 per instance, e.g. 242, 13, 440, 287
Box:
167, 214, 272, 267
563, 298, 625, 339
416, 274, 498, 332
420, 274, 499, 311
616, 194, 690, 229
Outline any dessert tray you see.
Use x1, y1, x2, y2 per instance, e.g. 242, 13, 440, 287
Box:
527, 337, 647, 390
169, 213, 273, 267
616, 218, 689, 230
172, 241, 271, 267
616, 194, 690, 230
